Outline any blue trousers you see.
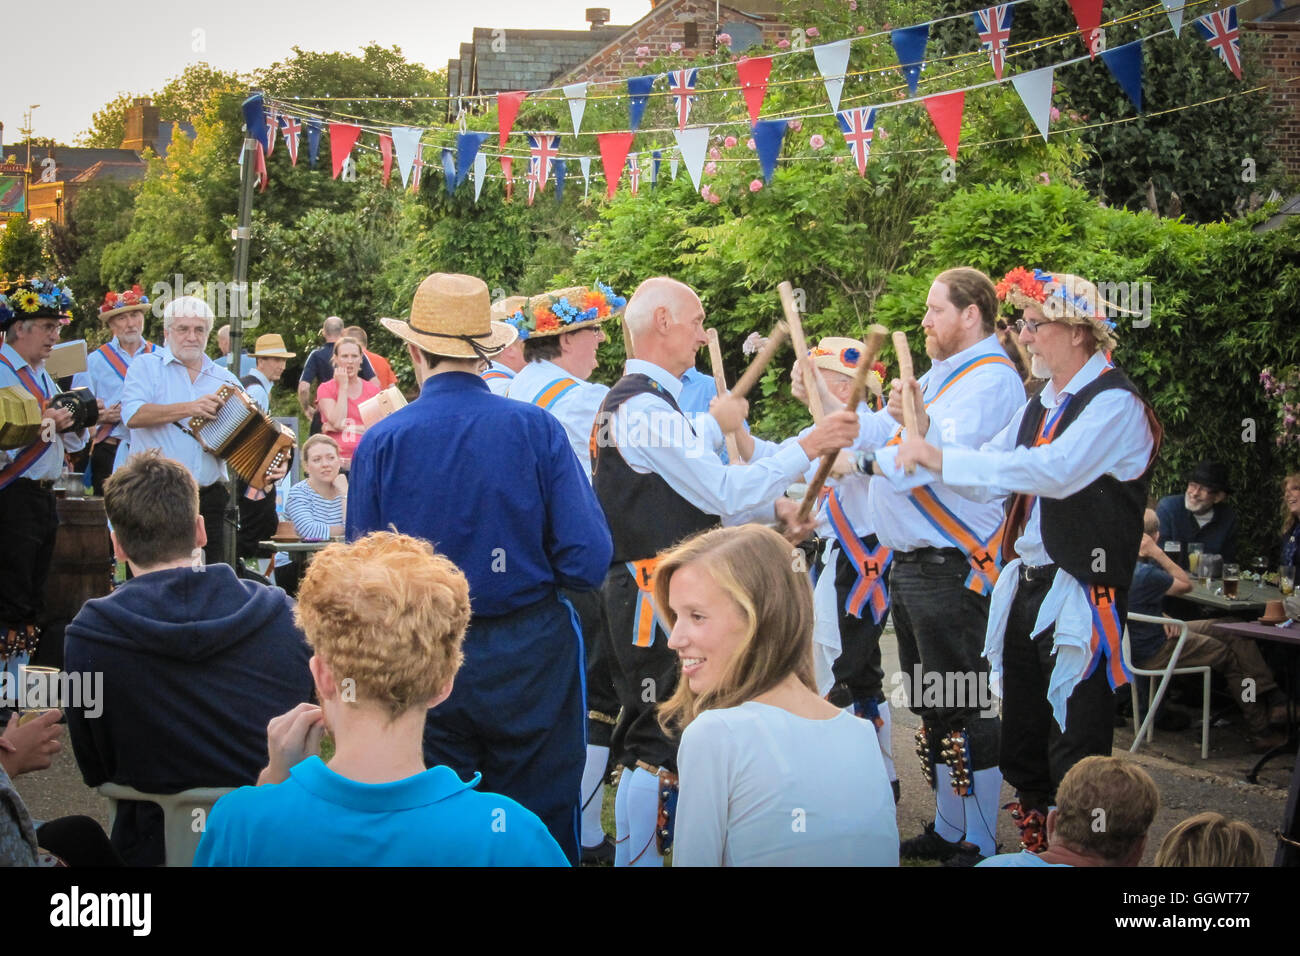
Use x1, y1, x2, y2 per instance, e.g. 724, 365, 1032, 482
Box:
423, 594, 586, 864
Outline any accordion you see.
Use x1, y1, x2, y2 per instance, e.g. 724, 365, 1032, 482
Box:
188, 385, 295, 491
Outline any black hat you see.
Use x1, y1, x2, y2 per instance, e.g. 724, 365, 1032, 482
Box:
1187, 460, 1231, 494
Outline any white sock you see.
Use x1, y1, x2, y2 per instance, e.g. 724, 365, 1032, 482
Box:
624, 766, 665, 867
580, 745, 609, 848
933, 764, 966, 843
966, 767, 1003, 857
614, 767, 631, 867
875, 700, 897, 783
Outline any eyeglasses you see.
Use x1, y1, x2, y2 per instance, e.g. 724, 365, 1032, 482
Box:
1015, 317, 1059, 334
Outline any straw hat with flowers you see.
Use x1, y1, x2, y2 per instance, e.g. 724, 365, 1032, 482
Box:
0, 277, 74, 330
503, 282, 626, 341
380, 273, 517, 360
808, 336, 887, 398
995, 268, 1133, 353
99, 284, 151, 323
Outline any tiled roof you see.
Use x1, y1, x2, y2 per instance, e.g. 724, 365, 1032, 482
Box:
469, 26, 628, 94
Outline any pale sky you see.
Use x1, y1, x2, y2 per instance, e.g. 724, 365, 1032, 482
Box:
1, 0, 653, 147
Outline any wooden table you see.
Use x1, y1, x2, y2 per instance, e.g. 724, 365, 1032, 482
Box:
1184, 579, 1282, 615
1217, 619, 1300, 782
259, 539, 335, 570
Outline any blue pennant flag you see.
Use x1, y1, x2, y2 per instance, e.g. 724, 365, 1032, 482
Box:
651, 149, 662, 190
627, 74, 657, 132
307, 119, 323, 167
1100, 39, 1144, 112
751, 119, 788, 185
241, 94, 270, 150
891, 23, 930, 95
553, 158, 566, 203
455, 132, 489, 189
442, 149, 456, 196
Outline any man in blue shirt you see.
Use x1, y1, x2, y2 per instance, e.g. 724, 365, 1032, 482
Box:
348, 273, 612, 864
1155, 460, 1238, 567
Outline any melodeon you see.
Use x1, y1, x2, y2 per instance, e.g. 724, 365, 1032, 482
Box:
189, 385, 295, 491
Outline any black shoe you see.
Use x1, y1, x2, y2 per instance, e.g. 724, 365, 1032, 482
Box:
941, 844, 989, 867
900, 823, 971, 862
580, 835, 615, 866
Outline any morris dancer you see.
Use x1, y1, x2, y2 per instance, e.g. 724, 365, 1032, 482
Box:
591, 276, 859, 867
893, 268, 1159, 853
481, 298, 527, 395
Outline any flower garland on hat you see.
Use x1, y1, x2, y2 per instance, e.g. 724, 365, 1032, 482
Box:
0, 277, 75, 329
996, 267, 1119, 352
99, 284, 149, 316
506, 281, 626, 340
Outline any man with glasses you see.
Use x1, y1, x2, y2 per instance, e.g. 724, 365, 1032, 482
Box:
893, 269, 1159, 855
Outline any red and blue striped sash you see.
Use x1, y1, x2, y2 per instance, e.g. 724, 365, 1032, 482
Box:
0, 353, 52, 491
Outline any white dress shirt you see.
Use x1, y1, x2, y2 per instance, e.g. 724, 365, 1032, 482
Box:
72, 338, 157, 443
482, 361, 515, 396
612, 359, 811, 526
506, 359, 608, 481
858, 335, 1025, 552
0, 342, 87, 481
121, 346, 242, 487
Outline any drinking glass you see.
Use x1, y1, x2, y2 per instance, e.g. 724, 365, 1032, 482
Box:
1199, 553, 1219, 588
17, 664, 59, 720
1223, 563, 1240, 600
1188, 543, 1204, 575
1251, 556, 1268, 583
1281, 566, 1296, 597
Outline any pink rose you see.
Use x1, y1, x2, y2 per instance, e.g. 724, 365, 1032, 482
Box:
806, 26, 820, 37
810, 134, 825, 149
833, 155, 844, 164
749, 179, 763, 192
700, 185, 713, 201
724, 135, 737, 148
747, 137, 756, 150
882, 22, 892, 30
1049, 106, 1061, 122
1038, 172, 1051, 185
857, 25, 866, 33
877, 126, 888, 140
708, 192, 721, 204
778, 38, 790, 49
849, 0, 858, 8
718, 32, 732, 46
789, 119, 802, 132
636, 45, 650, 57
705, 161, 717, 175
709, 146, 721, 160
670, 42, 682, 53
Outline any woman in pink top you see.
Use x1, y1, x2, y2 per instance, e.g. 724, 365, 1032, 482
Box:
315, 336, 379, 467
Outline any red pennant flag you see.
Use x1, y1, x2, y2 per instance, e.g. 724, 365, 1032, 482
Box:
329, 123, 362, 179
254, 141, 268, 193
501, 157, 514, 201
498, 91, 527, 147
924, 91, 965, 161
379, 134, 393, 186
597, 132, 634, 199
1067, 0, 1105, 58
736, 56, 773, 124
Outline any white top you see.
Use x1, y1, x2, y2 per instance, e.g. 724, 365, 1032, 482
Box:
857, 335, 1025, 552
481, 361, 515, 396
610, 359, 811, 526
506, 359, 608, 481
0, 342, 88, 480
674, 701, 899, 867
72, 338, 158, 442
121, 345, 242, 487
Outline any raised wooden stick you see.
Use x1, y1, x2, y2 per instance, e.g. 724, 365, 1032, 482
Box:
706, 328, 742, 464
893, 330, 919, 475
730, 322, 789, 401
778, 281, 823, 423
795, 325, 889, 522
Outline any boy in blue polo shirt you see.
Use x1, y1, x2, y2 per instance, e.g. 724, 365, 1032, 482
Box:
195, 532, 567, 867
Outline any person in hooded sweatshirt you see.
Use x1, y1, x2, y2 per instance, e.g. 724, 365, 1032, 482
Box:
64, 450, 313, 866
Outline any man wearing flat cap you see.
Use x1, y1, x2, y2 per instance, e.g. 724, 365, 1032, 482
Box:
1156, 460, 1238, 567
347, 273, 613, 865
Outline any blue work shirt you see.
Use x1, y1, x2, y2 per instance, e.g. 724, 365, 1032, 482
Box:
346, 371, 611, 617
678, 365, 719, 415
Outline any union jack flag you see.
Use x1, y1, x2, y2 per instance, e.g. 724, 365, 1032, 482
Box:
526, 157, 540, 206
628, 153, 641, 195
1195, 5, 1242, 80
280, 115, 301, 166
836, 106, 876, 177
527, 134, 560, 192
667, 69, 698, 131
973, 5, 1013, 81
411, 142, 424, 192
264, 107, 278, 157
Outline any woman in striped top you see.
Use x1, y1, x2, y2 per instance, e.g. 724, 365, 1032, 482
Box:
275, 434, 347, 596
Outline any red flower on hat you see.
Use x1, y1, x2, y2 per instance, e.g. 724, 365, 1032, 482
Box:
995, 267, 1047, 303
534, 308, 560, 333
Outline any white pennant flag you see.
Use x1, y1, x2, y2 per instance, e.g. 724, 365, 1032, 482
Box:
813, 39, 853, 114
579, 156, 591, 200
1011, 66, 1055, 142
473, 151, 487, 202
564, 83, 588, 137
674, 127, 710, 191
391, 126, 424, 188
1161, 0, 1183, 37
669, 154, 679, 181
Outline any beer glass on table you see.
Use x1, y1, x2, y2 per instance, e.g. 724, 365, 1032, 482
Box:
1281, 566, 1296, 597
1223, 563, 1240, 601
1187, 543, 1204, 575
1199, 553, 1218, 589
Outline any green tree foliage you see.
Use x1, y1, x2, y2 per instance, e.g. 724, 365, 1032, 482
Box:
78, 64, 246, 148
46, 179, 136, 335
0, 216, 50, 279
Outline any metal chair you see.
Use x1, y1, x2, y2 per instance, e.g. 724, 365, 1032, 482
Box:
1122, 613, 1212, 760
97, 783, 235, 867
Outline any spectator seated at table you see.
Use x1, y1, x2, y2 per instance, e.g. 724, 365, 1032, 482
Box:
1156, 459, 1238, 567
1154, 811, 1266, 867
275, 434, 347, 597
315, 335, 379, 469
1280, 472, 1300, 568
1129, 510, 1286, 753
195, 532, 568, 867
978, 756, 1158, 867
64, 451, 314, 865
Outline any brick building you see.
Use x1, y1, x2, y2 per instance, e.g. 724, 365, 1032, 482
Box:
1247, 4, 1300, 178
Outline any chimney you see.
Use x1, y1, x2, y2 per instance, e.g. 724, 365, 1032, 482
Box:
122, 97, 161, 152
586, 7, 610, 28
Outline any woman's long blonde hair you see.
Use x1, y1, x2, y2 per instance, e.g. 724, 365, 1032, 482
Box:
1282, 473, 1300, 537
655, 524, 815, 734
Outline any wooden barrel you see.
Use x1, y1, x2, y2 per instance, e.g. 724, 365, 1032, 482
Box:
34, 496, 114, 670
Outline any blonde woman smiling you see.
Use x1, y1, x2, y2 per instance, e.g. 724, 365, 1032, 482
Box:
315, 336, 379, 467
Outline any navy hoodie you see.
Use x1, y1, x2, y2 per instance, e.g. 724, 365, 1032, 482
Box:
64, 564, 313, 866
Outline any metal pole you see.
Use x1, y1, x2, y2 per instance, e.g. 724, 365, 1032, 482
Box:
225, 116, 258, 569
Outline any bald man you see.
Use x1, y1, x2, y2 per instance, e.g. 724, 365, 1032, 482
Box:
591, 276, 860, 866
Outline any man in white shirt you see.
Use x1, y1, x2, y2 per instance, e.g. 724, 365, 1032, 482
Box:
591, 276, 860, 866
482, 297, 528, 396
122, 296, 288, 568
73, 285, 157, 495
0, 279, 89, 669
844, 268, 1026, 862
242, 333, 295, 414
894, 269, 1158, 855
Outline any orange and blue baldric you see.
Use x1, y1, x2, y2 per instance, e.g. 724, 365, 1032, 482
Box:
826, 488, 892, 624
0, 352, 52, 491
532, 377, 580, 412
92, 340, 156, 442
481, 368, 514, 382
625, 558, 665, 647
1085, 583, 1130, 689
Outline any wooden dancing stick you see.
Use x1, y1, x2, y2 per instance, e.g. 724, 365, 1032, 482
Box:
893, 330, 920, 475
705, 328, 743, 465
729, 321, 789, 401
795, 325, 888, 523
778, 281, 824, 423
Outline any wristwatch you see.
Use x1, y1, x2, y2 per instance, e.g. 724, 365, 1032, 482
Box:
852, 450, 876, 475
